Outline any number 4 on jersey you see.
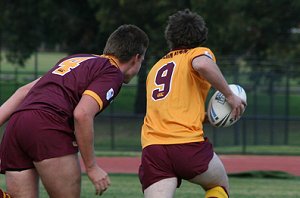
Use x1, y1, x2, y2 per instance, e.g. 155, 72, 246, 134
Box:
52, 56, 96, 76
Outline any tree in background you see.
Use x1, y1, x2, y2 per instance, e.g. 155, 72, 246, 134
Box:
1, 0, 101, 64
89, 0, 189, 113
194, 0, 300, 94
1, 0, 300, 112
1, 0, 43, 65
4, 0, 300, 64
41, 0, 100, 54
197, 0, 300, 60
1, 0, 183, 113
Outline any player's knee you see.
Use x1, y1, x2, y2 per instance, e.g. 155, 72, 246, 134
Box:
205, 186, 229, 198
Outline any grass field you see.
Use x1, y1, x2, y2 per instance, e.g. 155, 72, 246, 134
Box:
0, 173, 299, 197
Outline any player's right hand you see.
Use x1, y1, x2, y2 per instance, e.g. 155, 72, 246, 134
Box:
226, 93, 247, 120
86, 164, 111, 196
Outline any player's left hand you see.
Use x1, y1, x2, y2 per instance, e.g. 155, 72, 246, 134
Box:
86, 164, 111, 196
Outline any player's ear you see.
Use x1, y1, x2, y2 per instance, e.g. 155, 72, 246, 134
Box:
135, 54, 141, 61
130, 54, 140, 65
136, 53, 145, 63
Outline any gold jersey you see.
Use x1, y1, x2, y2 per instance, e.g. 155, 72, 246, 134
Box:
141, 47, 216, 148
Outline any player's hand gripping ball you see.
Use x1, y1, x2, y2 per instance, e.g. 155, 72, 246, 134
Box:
207, 84, 247, 127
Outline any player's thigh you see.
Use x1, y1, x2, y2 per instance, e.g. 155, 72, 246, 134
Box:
6, 169, 39, 198
144, 177, 177, 198
188, 153, 229, 191
34, 154, 81, 198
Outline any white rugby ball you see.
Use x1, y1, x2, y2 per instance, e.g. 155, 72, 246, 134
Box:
207, 84, 247, 127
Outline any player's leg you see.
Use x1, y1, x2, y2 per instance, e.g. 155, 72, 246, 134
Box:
188, 152, 229, 197
144, 177, 177, 198
5, 169, 39, 198
139, 145, 179, 198
0, 188, 13, 198
34, 154, 81, 198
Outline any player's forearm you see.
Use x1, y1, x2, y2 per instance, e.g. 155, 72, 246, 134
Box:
73, 94, 100, 170
194, 59, 233, 98
203, 65, 233, 98
74, 116, 97, 170
0, 83, 33, 125
0, 78, 39, 126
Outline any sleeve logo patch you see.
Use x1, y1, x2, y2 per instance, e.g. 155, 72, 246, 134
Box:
204, 51, 213, 59
106, 88, 114, 100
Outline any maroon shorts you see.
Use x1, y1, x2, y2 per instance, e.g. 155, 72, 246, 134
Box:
139, 139, 214, 191
0, 110, 78, 173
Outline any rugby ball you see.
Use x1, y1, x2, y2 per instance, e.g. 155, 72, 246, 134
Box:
207, 84, 247, 127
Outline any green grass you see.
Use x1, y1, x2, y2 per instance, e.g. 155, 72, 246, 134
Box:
214, 145, 300, 155
0, 173, 299, 197
0, 51, 67, 72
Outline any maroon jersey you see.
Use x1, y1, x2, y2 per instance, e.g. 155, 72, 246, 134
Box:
15, 54, 123, 132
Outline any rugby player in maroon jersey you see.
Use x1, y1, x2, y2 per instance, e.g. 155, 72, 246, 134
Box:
0, 24, 149, 197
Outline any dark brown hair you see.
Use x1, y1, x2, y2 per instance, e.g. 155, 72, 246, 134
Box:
103, 24, 149, 62
165, 9, 208, 50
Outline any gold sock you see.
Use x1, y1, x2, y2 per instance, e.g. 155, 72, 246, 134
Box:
205, 186, 229, 198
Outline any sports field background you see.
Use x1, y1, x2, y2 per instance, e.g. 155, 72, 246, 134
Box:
0, 53, 300, 197
0, 172, 299, 198
0, 51, 300, 154
1, 2, 300, 197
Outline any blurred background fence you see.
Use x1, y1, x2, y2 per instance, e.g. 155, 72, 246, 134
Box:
0, 52, 299, 155
2, 0, 300, 156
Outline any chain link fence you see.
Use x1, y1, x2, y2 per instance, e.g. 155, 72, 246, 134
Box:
1, 55, 300, 154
